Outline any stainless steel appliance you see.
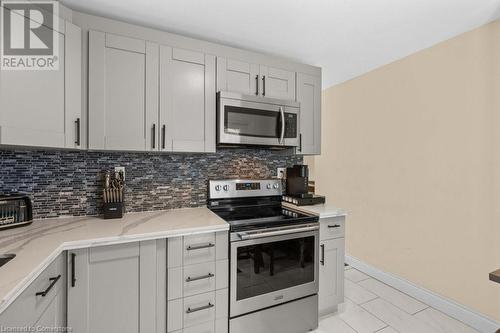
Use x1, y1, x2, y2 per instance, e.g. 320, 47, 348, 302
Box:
0, 194, 33, 230
208, 179, 319, 333
217, 92, 300, 147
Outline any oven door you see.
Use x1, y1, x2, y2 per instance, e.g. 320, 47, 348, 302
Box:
218, 93, 299, 147
230, 224, 319, 317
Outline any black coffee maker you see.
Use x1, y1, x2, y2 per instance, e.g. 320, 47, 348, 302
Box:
285, 165, 326, 206
286, 165, 311, 198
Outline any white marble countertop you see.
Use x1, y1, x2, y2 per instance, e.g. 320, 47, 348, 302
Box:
0, 207, 228, 314
283, 202, 347, 218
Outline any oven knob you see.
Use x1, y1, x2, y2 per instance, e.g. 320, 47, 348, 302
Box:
215, 185, 221, 191
223, 185, 229, 191
267, 184, 272, 189
273, 183, 280, 189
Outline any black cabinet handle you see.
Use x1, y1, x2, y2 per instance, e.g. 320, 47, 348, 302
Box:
299, 133, 302, 152
152, 124, 156, 149
255, 75, 259, 95
328, 224, 341, 229
71, 253, 76, 287
162, 125, 166, 149
36, 275, 61, 297
262, 76, 266, 96
186, 243, 215, 251
320, 244, 325, 266
75, 118, 81, 146
186, 302, 214, 314
186, 273, 214, 283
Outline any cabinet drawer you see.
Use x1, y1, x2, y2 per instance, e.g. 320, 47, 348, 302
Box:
184, 234, 216, 265
183, 262, 216, 297
183, 291, 216, 328
0, 254, 65, 326
320, 217, 345, 240
183, 321, 214, 333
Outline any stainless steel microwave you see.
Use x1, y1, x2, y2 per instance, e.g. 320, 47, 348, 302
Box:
217, 91, 300, 147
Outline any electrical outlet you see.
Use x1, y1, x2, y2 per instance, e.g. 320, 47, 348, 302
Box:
277, 168, 286, 179
114, 166, 125, 180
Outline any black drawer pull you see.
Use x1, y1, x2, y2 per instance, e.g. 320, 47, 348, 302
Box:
328, 224, 341, 229
320, 244, 325, 266
36, 275, 61, 297
186, 273, 214, 283
186, 302, 214, 314
187, 243, 215, 251
71, 253, 76, 287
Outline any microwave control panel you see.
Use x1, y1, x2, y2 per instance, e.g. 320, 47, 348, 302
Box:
284, 113, 297, 138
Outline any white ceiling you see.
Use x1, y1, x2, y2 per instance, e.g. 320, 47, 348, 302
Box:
62, 0, 500, 89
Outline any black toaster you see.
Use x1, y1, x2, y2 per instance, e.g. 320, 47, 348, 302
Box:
0, 194, 33, 230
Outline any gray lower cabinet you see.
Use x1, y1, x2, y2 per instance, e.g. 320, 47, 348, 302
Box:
0, 20, 81, 149
0, 254, 66, 328
318, 216, 346, 316
88, 31, 159, 151
67, 240, 166, 333
167, 231, 229, 333
217, 57, 296, 100
159, 47, 216, 153
296, 73, 321, 155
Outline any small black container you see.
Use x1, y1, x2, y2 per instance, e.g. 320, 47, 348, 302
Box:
103, 202, 125, 219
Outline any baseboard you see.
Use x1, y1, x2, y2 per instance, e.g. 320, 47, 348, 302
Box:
345, 255, 500, 333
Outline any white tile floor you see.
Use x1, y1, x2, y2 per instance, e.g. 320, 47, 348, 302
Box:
313, 266, 480, 333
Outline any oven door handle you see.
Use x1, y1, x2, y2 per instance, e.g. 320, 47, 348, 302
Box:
237, 224, 319, 240
279, 106, 285, 144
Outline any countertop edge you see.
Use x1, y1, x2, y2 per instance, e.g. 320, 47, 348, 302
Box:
489, 269, 500, 284
0, 223, 229, 315
283, 202, 348, 218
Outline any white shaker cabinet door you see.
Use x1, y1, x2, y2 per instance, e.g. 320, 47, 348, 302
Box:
160, 47, 216, 153
216, 57, 260, 96
0, 31, 65, 148
0, 19, 81, 149
260, 65, 296, 100
88, 31, 158, 151
296, 73, 321, 155
67, 240, 163, 333
319, 237, 345, 316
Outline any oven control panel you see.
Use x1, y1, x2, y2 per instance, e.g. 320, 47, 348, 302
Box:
209, 179, 282, 199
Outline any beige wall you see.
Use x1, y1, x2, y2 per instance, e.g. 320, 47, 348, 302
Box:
307, 19, 500, 322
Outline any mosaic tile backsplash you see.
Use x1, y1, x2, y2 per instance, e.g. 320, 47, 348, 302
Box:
0, 148, 302, 219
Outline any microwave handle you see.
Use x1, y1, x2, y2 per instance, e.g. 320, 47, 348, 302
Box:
279, 106, 285, 144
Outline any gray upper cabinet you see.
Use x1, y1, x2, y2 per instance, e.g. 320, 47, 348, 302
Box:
0, 21, 82, 149
296, 73, 321, 155
260, 65, 295, 100
217, 57, 296, 100
217, 57, 259, 96
160, 47, 216, 153
67, 240, 166, 333
88, 31, 159, 151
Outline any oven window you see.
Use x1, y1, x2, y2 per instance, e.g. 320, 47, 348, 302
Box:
236, 236, 315, 301
224, 106, 279, 138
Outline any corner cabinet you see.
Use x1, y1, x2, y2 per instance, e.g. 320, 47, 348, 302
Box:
0, 21, 82, 149
319, 216, 345, 316
296, 73, 321, 155
89, 31, 216, 153
67, 240, 166, 333
0, 254, 66, 328
217, 57, 295, 100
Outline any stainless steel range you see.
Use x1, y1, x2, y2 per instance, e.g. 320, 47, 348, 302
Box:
208, 179, 319, 333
